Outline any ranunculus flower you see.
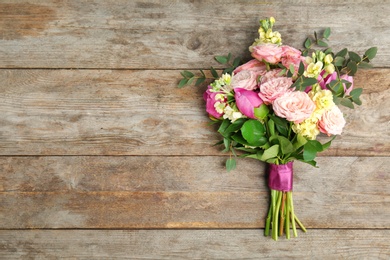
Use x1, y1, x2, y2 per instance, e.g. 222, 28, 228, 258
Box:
281, 45, 303, 73
317, 105, 346, 136
251, 44, 284, 64
234, 88, 264, 119
258, 75, 293, 104
233, 59, 267, 77
231, 70, 258, 90
273, 91, 316, 124
203, 87, 225, 119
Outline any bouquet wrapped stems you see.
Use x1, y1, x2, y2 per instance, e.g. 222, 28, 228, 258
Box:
264, 190, 306, 240
264, 161, 306, 240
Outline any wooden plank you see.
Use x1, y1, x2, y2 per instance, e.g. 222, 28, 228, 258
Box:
1, 229, 389, 259
0, 0, 388, 69
1, 156, 389, 229
0, 69, 389, 156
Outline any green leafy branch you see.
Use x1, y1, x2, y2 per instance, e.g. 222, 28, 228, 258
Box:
178, 53, 241, 88
302, 28, 331, 56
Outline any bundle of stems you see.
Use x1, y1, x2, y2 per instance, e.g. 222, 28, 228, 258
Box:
264, 190, 307, 240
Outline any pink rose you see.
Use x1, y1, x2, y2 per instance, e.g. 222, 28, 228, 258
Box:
318, 106, 346, 136
234, 88, 263, 119
258, 74, 293, 104
203, 87, 224, 119
231, 70, 258, 90
251, 44, 284, 64
233, 59, 267, 77
273, 91, 316, 124
281, 45, 303, 74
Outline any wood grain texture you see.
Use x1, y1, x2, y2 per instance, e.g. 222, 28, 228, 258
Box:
0, 0, 388, 69
1, 156, 389, 229
1, 229, 389, 259
0, 69, 389, 156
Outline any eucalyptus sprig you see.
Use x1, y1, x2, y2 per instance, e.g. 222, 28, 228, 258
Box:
178, 53, 241, 88
302, 27, 331, 56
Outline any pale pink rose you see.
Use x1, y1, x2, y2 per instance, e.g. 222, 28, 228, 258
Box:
261, 69, 284, 83
251, 44, 284, 64
318, 106, 346, 136
258, 75, 293, 104
231, 70, 258, 90
235, 88, 263, 119
281, 45, 303, 74
233, 59, 267, 77
273, 91, 316, 124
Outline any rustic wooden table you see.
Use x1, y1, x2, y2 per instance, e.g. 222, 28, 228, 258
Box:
1, 1, 389, 259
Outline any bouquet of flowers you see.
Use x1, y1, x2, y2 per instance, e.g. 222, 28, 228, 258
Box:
179, 17, 377, 240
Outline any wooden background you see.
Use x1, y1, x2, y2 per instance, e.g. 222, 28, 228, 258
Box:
1, 0, 389, 258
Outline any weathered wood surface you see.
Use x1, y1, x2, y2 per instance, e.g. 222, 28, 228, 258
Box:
1, 69, 389, 156
1, 230, 390, 259
0, 0, 389, 258
1, 156, 389, 229
0, 0, 389, 69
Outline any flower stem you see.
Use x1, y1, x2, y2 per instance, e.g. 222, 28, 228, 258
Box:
288, 192, 298, 237
272, 191, 282, 240
279, 192, 286, 237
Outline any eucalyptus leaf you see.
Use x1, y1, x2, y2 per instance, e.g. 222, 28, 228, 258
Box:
195, 77, 206, 86
304, 38, 312, 49
317, 40, 328, 47
340, 98, 354, 109
210, 66, 219, 79
181, 70, 194, 78
178, 78, 188, 88
335, 48, 348, 58
215, 56, 228, 64
323, 27, 331, 39
364, 47, 378, 60
348, 51, 361, 62
226, 158, 236, 172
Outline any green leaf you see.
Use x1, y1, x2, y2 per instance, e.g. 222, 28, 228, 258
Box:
241, 119, 266, 146
261, 145, 280, 161
335, 48, 348, 58
334, 56, 345, 67
268, 119, 275, 136
298, 61, 305, 75
218, 119, 231, 136
254, 104, 270, 120
350, 88, 363, 99
224, 118, 247, 135
340, 98, 354, 109
358, 61, 373, 69
289, 64, 295, 75
210, 67, 219, 79
277, 136, 294, 154
303, 142, 318, 161
222, 138, 231, 152
353, 97, 362, 106
181, 70, 194, 78
233, 57, 241, 68
317, 40, 328, 47
293, 134, 307, 150
321, 136, 336, 151
323, 27, 331, 39
231, 132, 250, 146
347, 60, 358, 76
226, 158, 236, 172
195, 77, 206, 86
215, 55, 228, 64
364, 47, 378, 60
301, 77, 319, 87
178, 78, 188, 88
187, 77, 195, 85
304, 38, 312, 49
348, 51, 361, 62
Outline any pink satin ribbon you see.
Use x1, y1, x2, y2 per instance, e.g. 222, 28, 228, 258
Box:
268, 161, 293, 192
